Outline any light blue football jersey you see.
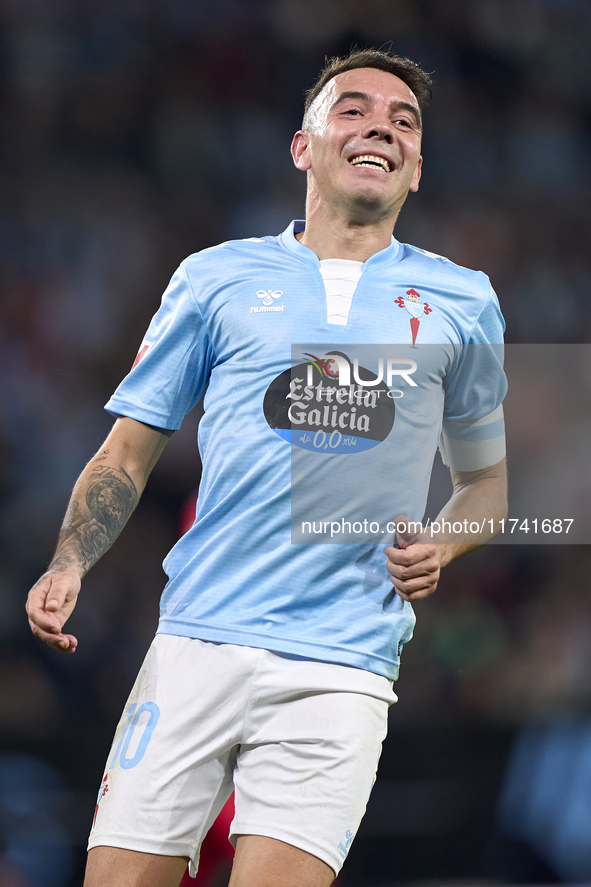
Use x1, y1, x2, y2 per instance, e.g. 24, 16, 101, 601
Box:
106, 221, 506, 680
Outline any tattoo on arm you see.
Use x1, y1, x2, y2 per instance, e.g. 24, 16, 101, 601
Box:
50, 465, 139, 576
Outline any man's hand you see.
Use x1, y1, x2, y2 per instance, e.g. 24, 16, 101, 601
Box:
385, 459, 508, 602
26, 568, 81, 653
385, 515, 441, 602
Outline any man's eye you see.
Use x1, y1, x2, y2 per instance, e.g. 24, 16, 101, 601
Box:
344, 108, 361, 115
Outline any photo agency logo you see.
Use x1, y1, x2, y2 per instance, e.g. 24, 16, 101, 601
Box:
263, 348, 418, 454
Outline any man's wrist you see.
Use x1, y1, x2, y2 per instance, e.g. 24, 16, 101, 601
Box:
47, 556, 85, 579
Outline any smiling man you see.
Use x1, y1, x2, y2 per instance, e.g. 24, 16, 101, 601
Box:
26, 49, 507, 887
294, 65, 424, 241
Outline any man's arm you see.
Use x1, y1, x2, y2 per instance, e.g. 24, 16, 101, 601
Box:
26, 417, 171, 652
385, 456, 508, 602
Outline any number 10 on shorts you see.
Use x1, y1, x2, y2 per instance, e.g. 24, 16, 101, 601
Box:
108, 702, 160, 771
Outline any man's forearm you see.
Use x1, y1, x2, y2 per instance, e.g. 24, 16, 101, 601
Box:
431, 458, 508, 568
386, 457, 508, 602
49, 448, 139, 578
27, 418, 170, 652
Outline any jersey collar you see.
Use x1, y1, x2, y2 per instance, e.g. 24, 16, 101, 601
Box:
279, 220, 402, 270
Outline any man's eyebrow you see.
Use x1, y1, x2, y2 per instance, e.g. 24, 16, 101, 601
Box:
331, 91, 422, 129
390, 100, 422, 129
331, 90, 372, 108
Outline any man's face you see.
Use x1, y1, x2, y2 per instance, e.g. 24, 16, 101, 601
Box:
292, 67, 423, 221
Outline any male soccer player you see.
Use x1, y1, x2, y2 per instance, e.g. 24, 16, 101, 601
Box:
26, 49, 507, 887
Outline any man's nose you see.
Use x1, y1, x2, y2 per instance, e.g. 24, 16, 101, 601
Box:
361, 120, 394, 143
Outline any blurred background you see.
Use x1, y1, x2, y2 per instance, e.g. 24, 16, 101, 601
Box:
1, 0, 591, 885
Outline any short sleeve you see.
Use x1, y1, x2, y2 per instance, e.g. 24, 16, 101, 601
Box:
439, 284, 507, 471
105, 262, 215, 430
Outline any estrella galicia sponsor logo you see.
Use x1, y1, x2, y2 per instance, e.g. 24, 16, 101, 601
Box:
250, 289, 283, 313
263, 350, 397, 454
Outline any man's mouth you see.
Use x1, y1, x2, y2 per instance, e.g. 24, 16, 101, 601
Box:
349, 154, 391, 173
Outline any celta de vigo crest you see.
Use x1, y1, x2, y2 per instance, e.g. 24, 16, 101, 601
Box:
395, 287, 432, 344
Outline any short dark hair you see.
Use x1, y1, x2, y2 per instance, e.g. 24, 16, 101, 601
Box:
303, 48, 433, 127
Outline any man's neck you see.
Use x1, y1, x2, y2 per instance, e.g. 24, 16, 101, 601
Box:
296, 201, 398, 262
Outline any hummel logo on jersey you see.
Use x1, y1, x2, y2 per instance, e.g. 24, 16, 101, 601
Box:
251, 290, 284, 313
258, 289, 282, 306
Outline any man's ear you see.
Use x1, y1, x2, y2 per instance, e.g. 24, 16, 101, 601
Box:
291, 130, 311, 171
409, 155, 423, 193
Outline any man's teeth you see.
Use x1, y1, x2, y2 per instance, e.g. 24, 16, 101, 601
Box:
350, 154, 391, 172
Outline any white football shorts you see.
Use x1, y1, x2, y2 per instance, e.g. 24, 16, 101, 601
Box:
88, 635, 397, 876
